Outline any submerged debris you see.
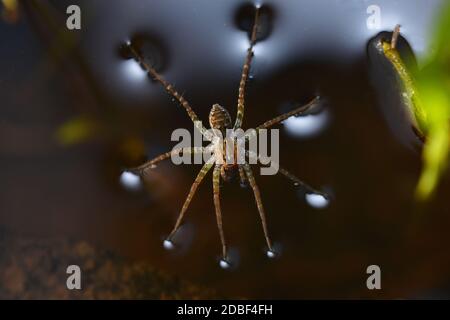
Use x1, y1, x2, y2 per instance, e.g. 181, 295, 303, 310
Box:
0, 228, 218, 299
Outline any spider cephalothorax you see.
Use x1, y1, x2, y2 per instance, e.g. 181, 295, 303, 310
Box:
126, 7, 328, 268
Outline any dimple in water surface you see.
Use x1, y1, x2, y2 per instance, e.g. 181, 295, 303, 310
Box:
121, 5, 330, 268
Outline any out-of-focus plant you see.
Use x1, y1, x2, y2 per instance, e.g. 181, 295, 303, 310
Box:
414, 3, 450, 200
380, 3, 450, 200
1, 0, 19, 23
56, 116, 100, 146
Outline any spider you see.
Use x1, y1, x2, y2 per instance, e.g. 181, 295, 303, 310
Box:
125, 7, 328, 268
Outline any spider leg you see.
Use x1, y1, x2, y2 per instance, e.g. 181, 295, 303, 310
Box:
128, 147, 207, 176
238, 165, 248, 187
167, 157, 215, 241
277, 167, 328, 198
213, 164, 228, 260
220, 165, 228, 183
127, 45, 212, 140
391, 24, 401, 49
242, 164, 273, 252
248, 151, 328, 198
233, 7, 261, 129
256, 96, 322, 130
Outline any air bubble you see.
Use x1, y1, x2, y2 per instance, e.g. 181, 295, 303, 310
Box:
163, 239, 175, 250
305, 193, 329, 209
119, 171, 141, 191
283, 109, 330, 138
219, 259, 232, 269
266, 250, 277, 259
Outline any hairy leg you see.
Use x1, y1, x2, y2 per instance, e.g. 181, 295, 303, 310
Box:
128, 147, 207, 176
256, 96, 322, 130
248, 151, 328, 197
167, 158, 215, 240
213, 164, 228, 259
127, 44, 211, 140
238, 165, 248, 187
277, 167, 328, 198
243, 164, 273, 251
234, 7, 261, 129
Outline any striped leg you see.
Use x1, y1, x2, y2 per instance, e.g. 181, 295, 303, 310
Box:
242, 164, 273, 252
248, 151, 328, 198
234, 7, 261, 129
127, 45, 212, 140
278, 167, 328, 198
238, 166, 248, 187
213, 164, 228, 260
167, 157, 215, 240
256, 96, 322, 130
128, 147, 206, 176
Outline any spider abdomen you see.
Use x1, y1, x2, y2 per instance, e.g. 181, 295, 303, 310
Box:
209, 104, 232, 133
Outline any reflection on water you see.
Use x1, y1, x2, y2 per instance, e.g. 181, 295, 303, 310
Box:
1, 0, 449, 299
120, 59, 147, 82
305, 193, 330, 209
219, 258, 232, 270
163, 239, 175, 250
119, 171, 141, 191
283, 108, 330, 138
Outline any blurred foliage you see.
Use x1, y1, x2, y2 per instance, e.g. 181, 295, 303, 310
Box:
414, 3, 450, 200
1, 0, 19, 23
56, 116, 99, 145
382, 3, 450, 200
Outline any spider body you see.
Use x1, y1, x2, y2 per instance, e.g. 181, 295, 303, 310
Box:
209, 104, 232, 134
209, 104, 243, 183
127, 7, 328, 267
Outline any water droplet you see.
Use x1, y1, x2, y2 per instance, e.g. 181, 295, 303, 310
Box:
119, 171, 141, 191
234, 3, 275, 42
163, 239, 175, 250
305, 193, 329, 209
219, 259, 232, 270
293, 182, 300, 187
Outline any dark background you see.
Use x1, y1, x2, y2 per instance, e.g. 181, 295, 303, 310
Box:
1, 0, 449, 299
